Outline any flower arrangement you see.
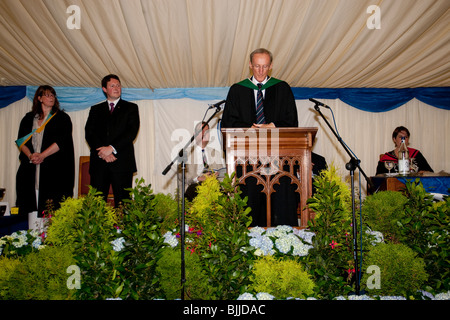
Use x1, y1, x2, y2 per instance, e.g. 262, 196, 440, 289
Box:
0, 167, 448, 301
0, 229, 46, 258
248, 225, 314, 257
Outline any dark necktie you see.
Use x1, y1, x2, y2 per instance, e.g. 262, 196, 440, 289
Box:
202, 148, 209, 172
256, 83, 265, 124
110, 102, 115, 114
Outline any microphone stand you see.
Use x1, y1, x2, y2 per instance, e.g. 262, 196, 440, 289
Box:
161, 103, 223, 300
312, 102, 374, 295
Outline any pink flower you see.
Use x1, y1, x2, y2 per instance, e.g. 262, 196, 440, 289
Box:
329, 240, 338, 249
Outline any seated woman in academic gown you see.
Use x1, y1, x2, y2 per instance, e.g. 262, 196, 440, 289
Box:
376, 126, 433, 175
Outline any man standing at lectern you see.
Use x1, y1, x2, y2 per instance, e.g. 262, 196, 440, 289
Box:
222, 48, 299, 226
222, 48, 298, 129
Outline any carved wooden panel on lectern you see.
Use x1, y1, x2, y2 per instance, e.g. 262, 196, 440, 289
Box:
221, 127, 317, 228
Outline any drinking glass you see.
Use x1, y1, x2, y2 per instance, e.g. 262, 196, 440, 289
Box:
384, 161, 394, 176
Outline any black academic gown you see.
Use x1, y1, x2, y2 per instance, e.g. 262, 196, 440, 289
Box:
222, 80, 298, 128
16, 111, 75, 216
222, 79, 299, 227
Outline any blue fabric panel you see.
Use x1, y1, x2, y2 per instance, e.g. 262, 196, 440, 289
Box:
1, 85, 449, 112
0, 86, 26, 109
413, 87, 450, 110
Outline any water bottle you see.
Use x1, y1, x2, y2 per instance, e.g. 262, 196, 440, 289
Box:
398, 137, 410, 175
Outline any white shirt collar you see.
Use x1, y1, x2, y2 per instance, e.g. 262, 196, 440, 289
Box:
250, 76, 270, 86
107, 98, 120, 106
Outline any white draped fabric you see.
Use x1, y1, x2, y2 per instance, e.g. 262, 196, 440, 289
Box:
1, 97, 449, 208
0, 0, 449, 88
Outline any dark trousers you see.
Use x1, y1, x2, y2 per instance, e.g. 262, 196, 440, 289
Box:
90, 167, 133, 207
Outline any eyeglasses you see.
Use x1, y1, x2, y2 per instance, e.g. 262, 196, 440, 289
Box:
42, 93, 55, 98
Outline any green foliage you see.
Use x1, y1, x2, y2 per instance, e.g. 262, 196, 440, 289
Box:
45, 197, 83, 247
153, 192, 179, 233
250, 255, 315, 299
115, 178, 166, 299
304, 165, 355, 298
362, 191, 408, 243
361, 243, 428, 296
397, 180, 450, 291
0, 246, 75, 300
187, 173, 255, 299
71, 187, 120, 300
0, 257, 21, 299
156, 247, 213, 300
307, 164, 352, 221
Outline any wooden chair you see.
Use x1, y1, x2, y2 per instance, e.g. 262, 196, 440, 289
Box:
78, 156, 114, 204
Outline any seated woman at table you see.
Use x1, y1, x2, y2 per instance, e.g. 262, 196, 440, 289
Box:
376, 126, 433, 175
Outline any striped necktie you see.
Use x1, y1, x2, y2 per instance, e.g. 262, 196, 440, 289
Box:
202, 149, 209, 172
256, 83, 265, 124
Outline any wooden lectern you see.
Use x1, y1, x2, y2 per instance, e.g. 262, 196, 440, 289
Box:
221, 127, 317, 228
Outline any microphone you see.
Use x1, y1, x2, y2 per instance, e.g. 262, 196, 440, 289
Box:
208, 100, 226, 110
309, 98, 330, 109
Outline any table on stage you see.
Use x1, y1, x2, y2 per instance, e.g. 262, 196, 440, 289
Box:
369, 172, 450, 195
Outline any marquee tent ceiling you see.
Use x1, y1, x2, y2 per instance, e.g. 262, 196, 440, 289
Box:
0, 0, 449, 90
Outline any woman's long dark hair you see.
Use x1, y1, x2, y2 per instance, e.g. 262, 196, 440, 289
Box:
32, 85, 61, 119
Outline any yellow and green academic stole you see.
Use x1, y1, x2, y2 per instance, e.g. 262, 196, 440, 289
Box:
237, 77, 282, 90
15, 111, 56, 150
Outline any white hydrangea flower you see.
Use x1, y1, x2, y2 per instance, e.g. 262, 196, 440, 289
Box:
250, 235, 274, 255
347, 295, 375, 300
29, 229, 40, 238
275, 236, 291, 254
378, 296, 406, 300
237, 292, 257, 300
433, 291, 450, 300
248, 227, 265, 237
32, 237, 42, 249
12, 234, 27, 248
163, 231, 178, 248
256, 292, 275, 300
111, 237, 126, 252
275, 225, 293, 233
293, 229, 315, 244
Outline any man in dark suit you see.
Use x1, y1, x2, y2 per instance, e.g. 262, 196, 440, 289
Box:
221, 48, 299, 227
85, 74, 140, 206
